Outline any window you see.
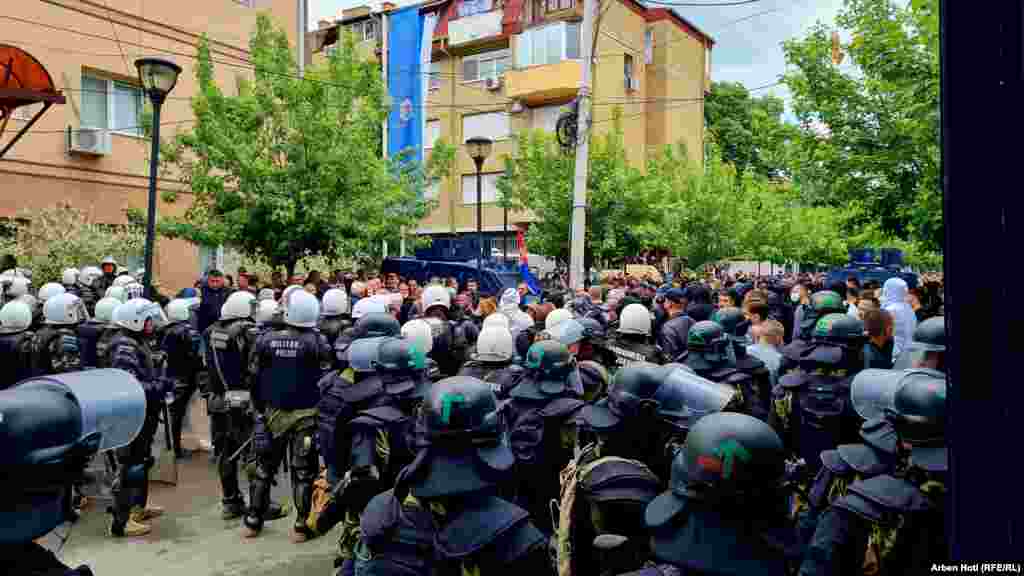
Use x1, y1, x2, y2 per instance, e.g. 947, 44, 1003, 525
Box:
429, 61, 442, 91
517, 22, 580, 68
363, 19, 378, 41
458, 0, 493, 18
81, 73, 144, 136
546, 0, 574, 11
425, 120, 441, 151
461, 173, 501, 204
644, 29, 653, 64
462, 111, 510, 141
530, 104, 562, 133
462, 50, 510, 82
624, 54, 635, 91
425, 180, 441, 200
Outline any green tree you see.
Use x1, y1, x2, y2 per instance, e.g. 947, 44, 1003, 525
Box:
154, 17, 453, 276
704, 81, 800, 179
497, 119, 655, 270
782, 0, 941, 251
0, 204, 144, 284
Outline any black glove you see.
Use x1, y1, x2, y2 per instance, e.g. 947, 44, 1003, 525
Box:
253, 414, 273, 458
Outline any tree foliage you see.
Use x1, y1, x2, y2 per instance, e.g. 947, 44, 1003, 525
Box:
0, 204, 144, 284
154, 16, 454, 276
704, 82, 800, 180
497, 118, 657, 268
782, 0, 941, 251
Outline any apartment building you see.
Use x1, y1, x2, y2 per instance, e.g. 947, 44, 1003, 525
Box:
311, 0, 711, 255
0, 0, 298, 291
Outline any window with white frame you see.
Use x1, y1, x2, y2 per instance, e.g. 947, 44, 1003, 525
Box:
458, 0, 493, 18
461, 172, 501, 204
624, 53, 636, 91
530, 104, 562, 133
81, 73, 144, 137
516, 22, 580, 68
363, 19, 378, 41
644, 29, 653, 64
462, 50, 510, 83
425, 119, 441, 152
429, 61, 442, 91
462, 111, 510, 141
425, 179, 441, 200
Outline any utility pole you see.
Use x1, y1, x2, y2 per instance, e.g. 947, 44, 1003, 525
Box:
297, 0, 307, 75
568, 0, 595, 291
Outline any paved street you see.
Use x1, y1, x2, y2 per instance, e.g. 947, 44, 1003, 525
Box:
51, 455, 337, 576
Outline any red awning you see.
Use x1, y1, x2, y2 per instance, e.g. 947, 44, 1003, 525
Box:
0, 44, 66, 158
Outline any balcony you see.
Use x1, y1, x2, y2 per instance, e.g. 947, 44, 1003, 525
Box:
504, 59, 581, 105
448, 10, 506, 54
542, 0, 582, 21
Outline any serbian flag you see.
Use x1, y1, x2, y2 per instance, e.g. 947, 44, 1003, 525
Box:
517, 229, 542, 295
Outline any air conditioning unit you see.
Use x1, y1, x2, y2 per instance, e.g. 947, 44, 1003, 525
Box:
626, 76, 640, 92
67, 127, 111, 156
485, 76, 503, 91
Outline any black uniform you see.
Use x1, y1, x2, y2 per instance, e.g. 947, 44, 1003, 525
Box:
33, 324, 82, 375
107, 331, 165, 536
604, 333, 666, 370
0, 328, 36, 389
657, 312, 695, 361
76, 320, 107, 369
244, 325, 332, 537
163, 320, 203, 457
318, 315, 351, 348
458, 358, 525, 399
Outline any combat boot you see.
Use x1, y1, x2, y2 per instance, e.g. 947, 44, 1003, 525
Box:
131, 505, 165, 522
222, 498, 247, 520
110, 518, 151, 538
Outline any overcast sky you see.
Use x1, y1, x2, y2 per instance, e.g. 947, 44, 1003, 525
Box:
309, 0, 847, 118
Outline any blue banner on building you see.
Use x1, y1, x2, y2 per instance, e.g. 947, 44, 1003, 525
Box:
387, 6, 436, 171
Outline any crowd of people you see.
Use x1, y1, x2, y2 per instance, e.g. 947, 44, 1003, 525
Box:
0, 256, 948, 576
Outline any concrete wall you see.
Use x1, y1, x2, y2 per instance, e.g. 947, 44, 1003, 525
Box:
1, 0, 298, 292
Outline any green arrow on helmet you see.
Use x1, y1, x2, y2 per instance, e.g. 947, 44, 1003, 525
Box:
811, 291, 846, 315
812, 313, 865, 346
525, 339, 574, 380
687, 320, 729, 353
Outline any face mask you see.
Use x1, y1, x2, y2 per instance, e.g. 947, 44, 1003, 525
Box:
790, 291, 800, 303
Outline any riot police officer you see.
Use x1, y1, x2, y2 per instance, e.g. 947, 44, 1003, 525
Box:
605, 303, 665, 369
714, 307, 773, 421
356, 376, 550, 576
621, 412, 800, 576
77, 265, 103, 315
107, 298, 170, 537
771, 313, 865, 478
319, 288, 351, 348
205, 292, 261, 519
801, 370, 947, 575
780, 291, 847, 377
92, 256, 118, 297
34, 293, 88, 375
163, 298, 204, 459
37, 282, 66, 307
244, 290, 332, 542
505, 340, 586, 534
679, 321, 762, 422
402, 317, 442, 382
419, 284, 473, 377
458, 323, 523, 398
0, 300, 36, 389
61, 268, 80, 296
92, 297, 122, 368
333, 311, 400, 372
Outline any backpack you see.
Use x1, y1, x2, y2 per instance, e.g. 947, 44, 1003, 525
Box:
554, 445, 662, 576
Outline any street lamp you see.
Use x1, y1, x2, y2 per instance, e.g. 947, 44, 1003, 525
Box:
134, 57, 182, 300
465, 136, 492, 278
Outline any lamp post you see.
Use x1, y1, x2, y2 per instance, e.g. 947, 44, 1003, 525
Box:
465, 136, 492, 278
135, 57, 181, 300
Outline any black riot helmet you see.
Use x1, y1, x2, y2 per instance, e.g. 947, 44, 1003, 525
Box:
711, 307, 748, 339
375, 337, 428, 372
407, 376, 514, 498
812, 313, 865, 347
895, 316, 946, 372
577, 316, 606, 340
579, 362, 665, 432
354, 312, 401, 339
524, 339, 575, 381
811, 291, 846, 315
884, 370, 947, 472
677, 412, 785, 501
686, 321, 730, 356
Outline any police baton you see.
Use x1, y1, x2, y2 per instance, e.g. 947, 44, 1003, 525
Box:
227, 435, 254, 463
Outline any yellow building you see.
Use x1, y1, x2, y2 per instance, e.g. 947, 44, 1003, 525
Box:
437, 0, 713, 256
0, 0, 299, 291
313, 0, 712, 254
